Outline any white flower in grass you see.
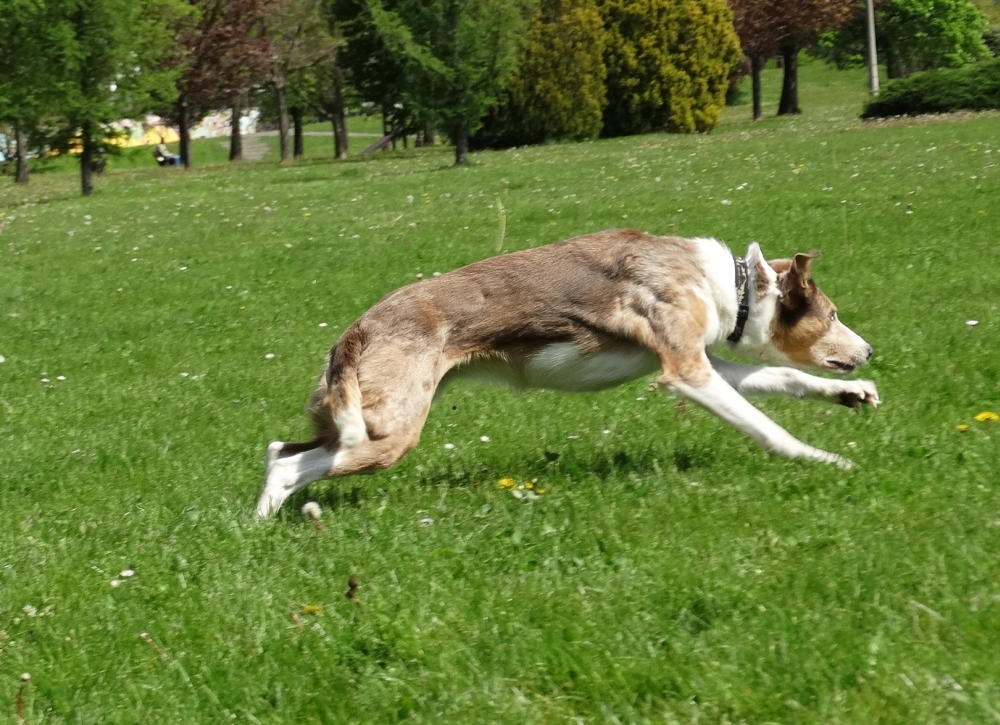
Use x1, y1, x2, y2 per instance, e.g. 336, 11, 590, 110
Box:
41, 378, 50, 384
406, 195, 414, 204
443, 443, 454, 450
120, 569, 135, 578
720, 199, 732, 206
318, 323, 327, 328
179, 266, 187, 271
265, 353, 274, 360
420, 517, 434, 526
110, 579, 121, 588
480, 436, 490, 442
23, 604, 37, 617
302, 501, 322, 520
0, 355, 5, 363
966, 320, 978, 326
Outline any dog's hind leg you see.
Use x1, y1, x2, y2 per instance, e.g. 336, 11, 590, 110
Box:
258, 441, 336, 517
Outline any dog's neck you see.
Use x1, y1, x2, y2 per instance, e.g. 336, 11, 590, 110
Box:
727, 256, 750, 343
727, 243, 781, 358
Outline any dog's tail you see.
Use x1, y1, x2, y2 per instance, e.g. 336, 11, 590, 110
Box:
309, 324, 367, 448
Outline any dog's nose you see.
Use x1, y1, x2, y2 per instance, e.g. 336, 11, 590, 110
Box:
865, 345, 873, 361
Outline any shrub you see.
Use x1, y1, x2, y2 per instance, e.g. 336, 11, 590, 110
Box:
861, 57, 1000, 117
472, 0, 607, 149
599, 0, 742, 136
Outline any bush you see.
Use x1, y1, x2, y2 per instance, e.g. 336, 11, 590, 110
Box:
599, 0, 741, 136
861, 57, 1000, 117
472, 0, 607, 149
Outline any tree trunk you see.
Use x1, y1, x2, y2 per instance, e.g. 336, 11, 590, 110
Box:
424, 121, 435, 146
230, 99, 243, 161
777, 45, 800, 115
292, 107, 304, 158
751, 54, 763, 122
179, 97, 192, 169
331, 61, 348, 159
275, 75, 290, 162
15, 123, 29, 184
454, 117, 469, 165
80, 120, 94, 196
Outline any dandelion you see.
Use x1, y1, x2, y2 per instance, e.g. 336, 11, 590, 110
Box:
974, 412, 999, 422
957, 424, 970, 432
302, 501, 322, 520
497, 477, 517, 489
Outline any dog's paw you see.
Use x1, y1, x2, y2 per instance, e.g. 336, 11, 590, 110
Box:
832, 380, 880, 410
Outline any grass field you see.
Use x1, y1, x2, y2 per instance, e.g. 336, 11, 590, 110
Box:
2, 61, 999, 724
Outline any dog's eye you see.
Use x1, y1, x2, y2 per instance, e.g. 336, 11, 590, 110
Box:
829, 310, 837, 321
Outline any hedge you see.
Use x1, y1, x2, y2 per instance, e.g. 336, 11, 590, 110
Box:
862, 57, 1000, 118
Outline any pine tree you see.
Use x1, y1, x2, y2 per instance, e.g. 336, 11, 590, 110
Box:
473, 0, 607, 148
600, 0, 742, 136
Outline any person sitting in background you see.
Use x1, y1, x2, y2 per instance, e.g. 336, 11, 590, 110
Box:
154, 142, 181, 167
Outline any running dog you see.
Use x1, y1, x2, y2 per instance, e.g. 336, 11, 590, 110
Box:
257, 229, 879, 516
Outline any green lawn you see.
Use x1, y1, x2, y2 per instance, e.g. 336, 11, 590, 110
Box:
2, 61, 999, 723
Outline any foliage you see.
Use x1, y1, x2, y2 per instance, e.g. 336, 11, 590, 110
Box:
986, 25, 1000, 56
343, 0, 537, 163
472, 0, 607, 149
861, 56, 1000, 116
600, 0, 742, 136
815, 0, 990, 78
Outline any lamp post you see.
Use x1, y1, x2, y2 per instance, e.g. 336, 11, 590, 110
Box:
865, 0, 880, 95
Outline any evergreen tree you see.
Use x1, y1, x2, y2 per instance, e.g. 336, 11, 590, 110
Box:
351, 0, 537, 164
44, 0, 185, 195
473, 0, 607, 149
600, 0, 742, 136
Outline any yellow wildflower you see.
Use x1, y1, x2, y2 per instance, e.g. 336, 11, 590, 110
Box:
957, 424, 970, 432
301, 604, 323, 616
974, 411, 999, 422
497, 477, 516, 489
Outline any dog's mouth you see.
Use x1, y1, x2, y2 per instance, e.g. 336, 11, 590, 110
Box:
824, 359, 856, 374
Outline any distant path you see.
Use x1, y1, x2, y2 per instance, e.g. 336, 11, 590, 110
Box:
253, 131, 383, 137
218, 134, 269, 161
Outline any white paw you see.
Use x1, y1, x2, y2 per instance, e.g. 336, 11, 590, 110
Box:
830, 379, 880, 409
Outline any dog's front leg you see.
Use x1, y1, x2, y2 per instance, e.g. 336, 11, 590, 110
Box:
708, 356, 880, 409
666, 368, 853, 469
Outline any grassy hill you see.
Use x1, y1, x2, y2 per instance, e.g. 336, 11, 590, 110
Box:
2, 61, 999, 723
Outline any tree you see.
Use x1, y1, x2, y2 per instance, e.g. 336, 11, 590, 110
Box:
169, 0, 274, 168
265, 0, 338, 161
600, 0, 742, 136
472, 0, 607, 149
729, 0, 855, 116
41, 0, 184, 195
0, 0, 63, 184
351, 0, 537, 164
816, 0, 989, 78
729, 0, 775, 120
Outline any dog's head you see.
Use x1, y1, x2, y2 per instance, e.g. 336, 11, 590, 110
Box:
763, 251, 873, 373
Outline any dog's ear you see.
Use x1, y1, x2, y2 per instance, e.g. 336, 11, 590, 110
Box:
778, 250, 820, 308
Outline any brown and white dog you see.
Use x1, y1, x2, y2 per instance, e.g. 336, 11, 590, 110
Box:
257, 230, 879, 516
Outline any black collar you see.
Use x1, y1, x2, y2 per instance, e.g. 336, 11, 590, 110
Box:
727, 256, 750, 344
